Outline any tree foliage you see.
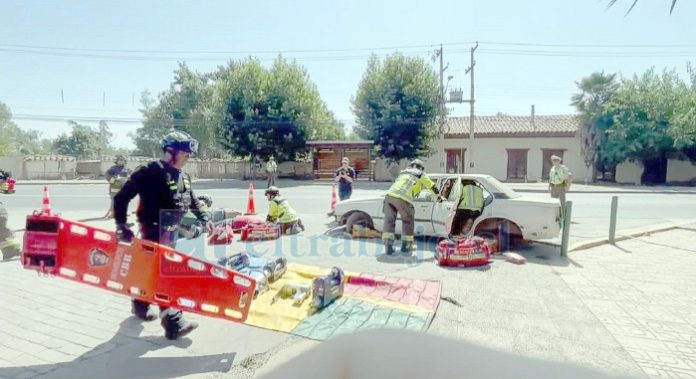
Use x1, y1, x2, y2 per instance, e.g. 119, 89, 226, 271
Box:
351, 53, 445, 162
132, 64, 220, 158
573, 68, 696, 184
54, 120, 114, 159
607, 0, 677, 14
0, 101, 51, 156
214, 57, 344, 162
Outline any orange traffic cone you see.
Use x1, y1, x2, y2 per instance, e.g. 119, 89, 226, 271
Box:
245, 182, 257, 215
327, 184, 338, 216
41, 186, 54, 216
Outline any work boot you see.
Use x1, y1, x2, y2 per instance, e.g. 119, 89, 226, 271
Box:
161, 310, 199, 340
383, 240, 395, 256
131, 300, 158, 321
1, 245, 21, 261
400, 241, 415, 256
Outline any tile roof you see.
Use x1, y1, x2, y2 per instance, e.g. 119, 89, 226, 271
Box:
446, 114, 580, 137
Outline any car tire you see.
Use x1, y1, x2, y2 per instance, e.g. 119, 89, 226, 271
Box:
344, 212, 375, 234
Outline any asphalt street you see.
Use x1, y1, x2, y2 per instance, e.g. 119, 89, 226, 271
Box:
2, 182, 695, 248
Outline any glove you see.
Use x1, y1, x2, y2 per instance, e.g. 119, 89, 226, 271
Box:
204, 220, 215, 234
116, 224, 134, 243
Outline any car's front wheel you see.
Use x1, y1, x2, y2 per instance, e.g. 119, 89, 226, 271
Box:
343, 212, 375, 234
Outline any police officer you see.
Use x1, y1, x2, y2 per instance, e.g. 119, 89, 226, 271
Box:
451, 179, 484, 238
266, 156, 278, 187
265, 186, 305, 234
382, 159, 442, 256
113, 130, 212, 340
104, 155, 131, 219
548, 155, 573, 206
0, 201, 21, 261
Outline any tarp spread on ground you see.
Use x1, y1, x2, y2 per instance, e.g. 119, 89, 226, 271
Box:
244, 263, 441, 340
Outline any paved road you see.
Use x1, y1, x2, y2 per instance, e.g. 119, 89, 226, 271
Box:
2, 181, 696, 378
2, 183, 694, 248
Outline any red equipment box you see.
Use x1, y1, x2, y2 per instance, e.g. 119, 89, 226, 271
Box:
208, 223, 235, 245
0, 178, 15, 194
21, 213, 256, 323
436, 236, 491, 267
240, 222, 281, 242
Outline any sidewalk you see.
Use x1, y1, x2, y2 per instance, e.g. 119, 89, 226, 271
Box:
3, 222, 696, 378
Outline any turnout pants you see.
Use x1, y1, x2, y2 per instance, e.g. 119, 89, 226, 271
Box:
382, 196, 415, 242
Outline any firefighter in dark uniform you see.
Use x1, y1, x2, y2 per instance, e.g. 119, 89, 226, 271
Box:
113, 130, 212, 340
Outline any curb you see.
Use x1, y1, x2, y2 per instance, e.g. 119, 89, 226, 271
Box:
568, 221, 696, 252
531, 221, 696, 252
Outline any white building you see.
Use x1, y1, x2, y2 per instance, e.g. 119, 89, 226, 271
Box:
423, 114, 593, 183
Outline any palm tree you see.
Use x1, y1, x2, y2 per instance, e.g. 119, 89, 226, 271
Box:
571, 72, 619, 179
607, 0, 677, 14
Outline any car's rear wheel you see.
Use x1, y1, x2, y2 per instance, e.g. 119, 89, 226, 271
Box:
474, 218, 523, 251
343, 212, 375, 234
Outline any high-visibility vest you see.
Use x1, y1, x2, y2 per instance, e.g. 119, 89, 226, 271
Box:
549, 165, 571, 185
386, 168, 435, 204
269, 196, 298, 223
266, 161, 277, 173
458, 185, 484, 210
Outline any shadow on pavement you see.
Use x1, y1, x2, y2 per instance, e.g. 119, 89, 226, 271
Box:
0, 318, 234, 379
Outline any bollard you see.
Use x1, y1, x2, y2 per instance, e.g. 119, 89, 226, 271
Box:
560, 201, 573, 257
609, 196, 618, 244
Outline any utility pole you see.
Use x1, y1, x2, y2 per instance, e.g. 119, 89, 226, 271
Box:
464, 42, 478, 170
432, 44, 448, 171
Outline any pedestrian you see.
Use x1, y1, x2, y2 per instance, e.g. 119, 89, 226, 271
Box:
266, 156, 278, 187
382, 159, 443, 256
113, 130, 213, 340
264, 186, 305, 235
0, 201, 21, 261
450, 179, 484, 238
548, 155, 573, 207
335, 157, 356, 201
104, 155, 131, 219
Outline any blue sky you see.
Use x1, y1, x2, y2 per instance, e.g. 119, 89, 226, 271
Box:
1, 0, 695, 148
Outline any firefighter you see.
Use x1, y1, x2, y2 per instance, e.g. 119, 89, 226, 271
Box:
195, 194, 242, 223
382, 159, 442, 256
264, 186, 305, 235
451, 179, 485, 238
0, 201, 21, 261
113, 130, 212, 340
104, 155, 131, 219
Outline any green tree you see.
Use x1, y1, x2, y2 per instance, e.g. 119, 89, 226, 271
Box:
133, 64, 221, 158
215, 57, 343, 162
54, 121, 114, 159
0, 101, 51, 155
352, 53, 445, 162
571, 71, 619, 174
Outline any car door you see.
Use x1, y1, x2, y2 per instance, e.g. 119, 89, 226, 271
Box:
412, 185, 437, 235
431, 176, 461, 235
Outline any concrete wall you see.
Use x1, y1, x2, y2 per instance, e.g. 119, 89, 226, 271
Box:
615, 161, 643, 185
424, 136, 592, 183
667, 159, 696, 182
615, 159, 696, 184
0, 157, 24, 179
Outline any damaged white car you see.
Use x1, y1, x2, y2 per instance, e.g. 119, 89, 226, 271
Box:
335, 174, 561, 244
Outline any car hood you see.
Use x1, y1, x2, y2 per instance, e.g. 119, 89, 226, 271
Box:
335, 195, 384, 213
